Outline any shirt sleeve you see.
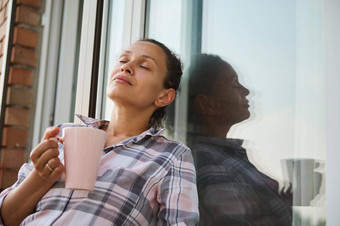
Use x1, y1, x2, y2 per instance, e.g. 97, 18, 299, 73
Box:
0, 163, 34, 225
157, 147, 199, 226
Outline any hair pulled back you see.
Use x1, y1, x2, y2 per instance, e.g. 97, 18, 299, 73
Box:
139, 39, 183, 129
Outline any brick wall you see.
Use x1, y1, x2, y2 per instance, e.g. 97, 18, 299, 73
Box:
0, 0, 42, 190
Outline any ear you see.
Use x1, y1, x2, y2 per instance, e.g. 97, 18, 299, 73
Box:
194, 94, 216, 115
154, 88, 176, 108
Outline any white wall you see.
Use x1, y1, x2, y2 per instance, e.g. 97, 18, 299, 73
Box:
324, 0, 340, 225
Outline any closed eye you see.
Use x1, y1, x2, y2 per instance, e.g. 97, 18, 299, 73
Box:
118, 56, 129, 64
140, 65, 150, 70
139, 62, 151, 70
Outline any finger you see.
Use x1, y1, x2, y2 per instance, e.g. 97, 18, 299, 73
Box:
41, 165, 55, 179
36, 148, 59, 172
39, 160, 64, 181
46, 162, 54, 172
47, 157, 61, 170
49, 136, 63, 144
42, 127, 60, 141
31, 158, 63, 180
30, 139, 59, 164
49, 163, 65, 181
58, 137, 63, 144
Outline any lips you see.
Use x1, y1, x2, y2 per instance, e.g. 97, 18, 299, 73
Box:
113, 75, 132, 85
241, 99, 249, 107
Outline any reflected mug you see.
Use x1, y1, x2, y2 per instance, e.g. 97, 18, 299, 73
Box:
63, 127, 106, 191
281, 158, 323, 206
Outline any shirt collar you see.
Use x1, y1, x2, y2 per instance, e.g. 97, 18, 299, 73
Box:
103, 127, 164, 153
188, 133, 247, 156
188, 133, 243, 148
76, 114, 110, 129
76, 114, 164, 151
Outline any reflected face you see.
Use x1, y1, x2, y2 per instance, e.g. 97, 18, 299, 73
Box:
107, 41, 168, 109
212, 62, 250, 124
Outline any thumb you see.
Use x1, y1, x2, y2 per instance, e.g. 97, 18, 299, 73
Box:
42, 127, 60, 141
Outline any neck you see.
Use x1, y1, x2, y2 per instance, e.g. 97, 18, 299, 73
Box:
194, 116, 232, 138
107, 104, 153, 138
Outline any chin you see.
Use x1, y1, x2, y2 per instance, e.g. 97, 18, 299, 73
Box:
106, 86, 122, 99
233, 111, 251, 124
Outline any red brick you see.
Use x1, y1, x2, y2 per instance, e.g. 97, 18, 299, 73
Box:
15, 6, 40, 27
13, 27, 38, 47
11, 45, 36, 67
0, 19, 6, 41
8, 67, 33, 87
2, 127, 29, 147
17, 0, 41, 8
1, 148, 26, 169
7, 86, 34, 107
4, 107, 30, 127
0, 169, 18, 189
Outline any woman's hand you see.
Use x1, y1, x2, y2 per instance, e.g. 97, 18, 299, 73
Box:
1, 127, 66, 225
30, 127, 64, 182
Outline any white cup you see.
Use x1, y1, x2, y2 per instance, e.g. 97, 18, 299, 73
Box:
281, 158, 323, 206
63, 127, 106, 191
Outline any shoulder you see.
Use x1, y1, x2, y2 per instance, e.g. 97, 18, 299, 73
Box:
154, 134, 191, 154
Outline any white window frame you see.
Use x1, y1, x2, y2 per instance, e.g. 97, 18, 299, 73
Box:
0, 0, 13, 113
30, 0, 340, 223
32, 0, 81, 147
324, 0, 340, 224
76, 0, 146, 121
74, 0, 99, 124
27, 0, 340, 224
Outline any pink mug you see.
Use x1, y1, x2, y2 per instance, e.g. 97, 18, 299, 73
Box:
63, 127, 106, 191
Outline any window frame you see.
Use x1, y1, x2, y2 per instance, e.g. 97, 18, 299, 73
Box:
75, 0, 340, 223
32, 0, 82, 147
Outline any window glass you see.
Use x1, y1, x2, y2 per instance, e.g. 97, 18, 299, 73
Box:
146, 0, 182, 53
98, 0, 128, 120
146, 0, 200, 141
145, 0, 332, 225
32, 0, 83, 147
98, 0, 150, 121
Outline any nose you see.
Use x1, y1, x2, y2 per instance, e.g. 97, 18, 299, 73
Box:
120, 62, 133, 75
241, 84, 250, 96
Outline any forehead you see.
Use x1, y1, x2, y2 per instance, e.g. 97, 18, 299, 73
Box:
124, 42, 166, 62
217, 62, 237, 80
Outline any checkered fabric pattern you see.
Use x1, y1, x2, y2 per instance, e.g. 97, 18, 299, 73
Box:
0, 117, 199, 225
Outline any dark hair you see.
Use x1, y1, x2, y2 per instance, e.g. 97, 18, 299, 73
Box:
139, 39, 183, 129
189, 54, 223, 98
187, 54, 234, 126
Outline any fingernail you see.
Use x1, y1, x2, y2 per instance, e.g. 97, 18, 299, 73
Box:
57, 137, 64, 143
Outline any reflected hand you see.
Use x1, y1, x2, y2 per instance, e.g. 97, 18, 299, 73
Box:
280, 183, 293, 207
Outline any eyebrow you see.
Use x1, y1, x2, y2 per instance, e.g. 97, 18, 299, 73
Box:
122, 51, 158, 66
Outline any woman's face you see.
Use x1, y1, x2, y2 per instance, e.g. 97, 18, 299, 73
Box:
107, 41, 168, 110
212, 62, 250, 124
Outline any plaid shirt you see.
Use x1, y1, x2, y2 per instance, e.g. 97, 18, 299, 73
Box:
188, 134, 292, 226
0, 116, 199, 225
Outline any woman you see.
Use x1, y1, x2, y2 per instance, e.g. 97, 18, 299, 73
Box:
187, 54, 291, 225
0, 39, 199, 225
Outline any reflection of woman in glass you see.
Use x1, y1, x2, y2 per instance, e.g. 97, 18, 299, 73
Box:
0, 40, 199, 225
187, 54, 292, 226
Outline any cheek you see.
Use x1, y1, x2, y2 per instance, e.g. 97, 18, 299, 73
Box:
140, 75, 164, 90
106, 66, 121, 89
110, 66, 120, 79
106, 83, 115, 99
